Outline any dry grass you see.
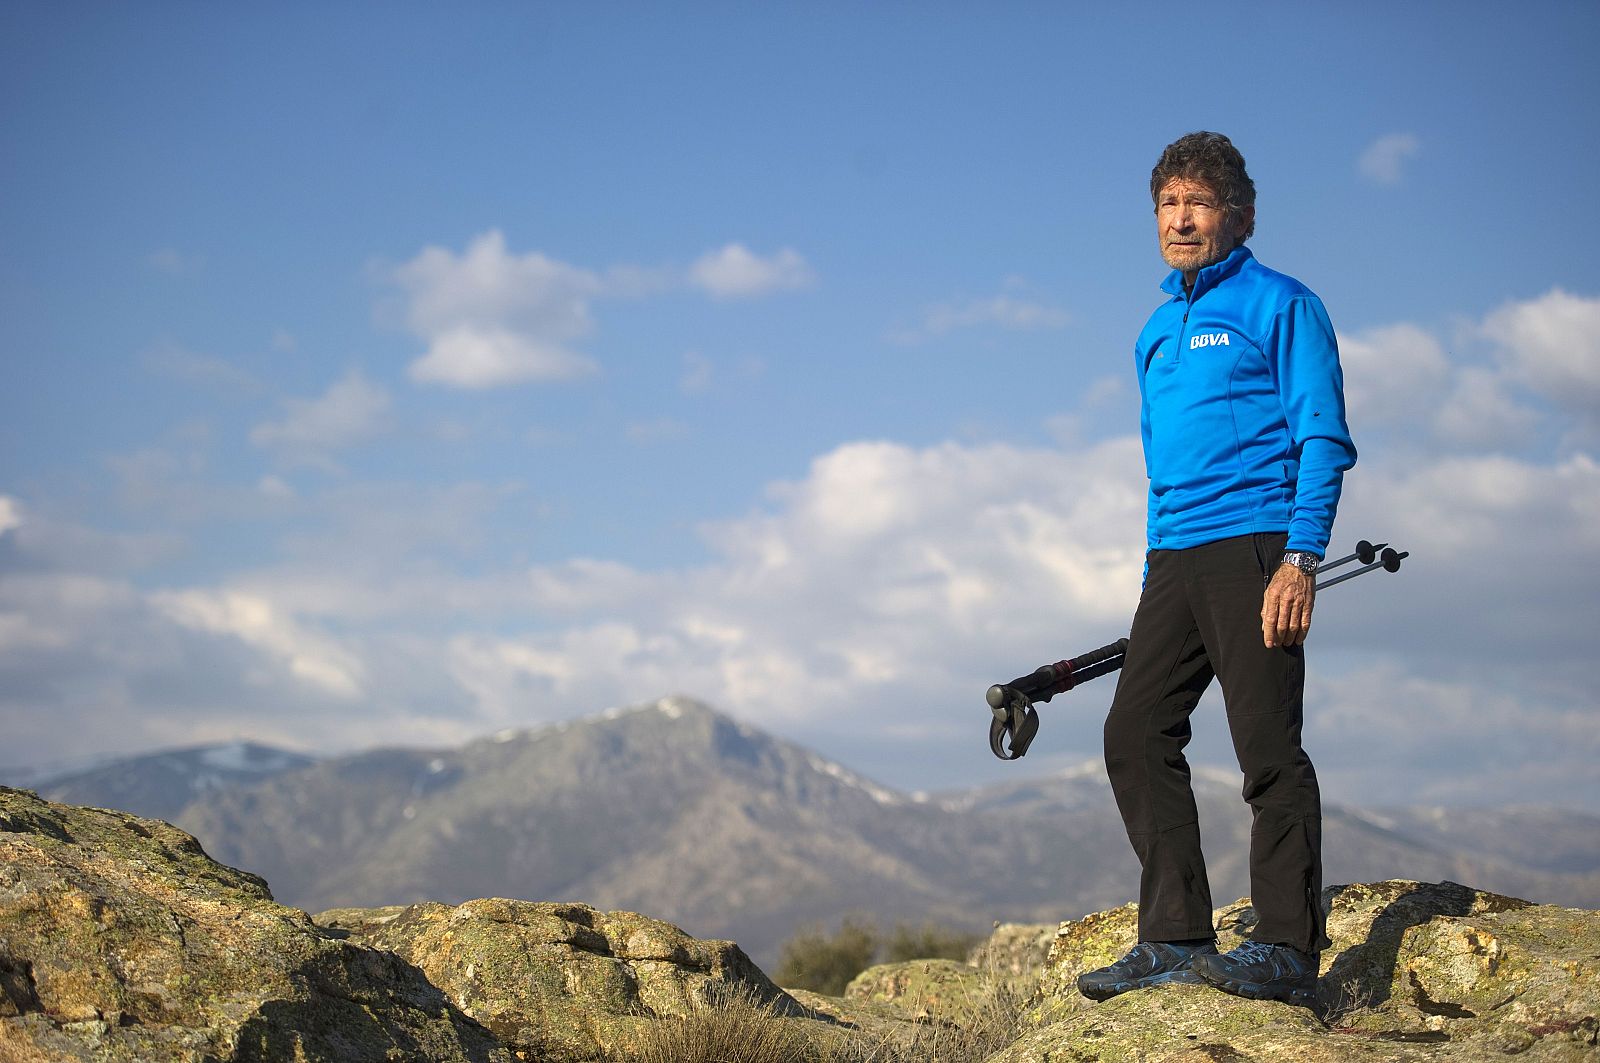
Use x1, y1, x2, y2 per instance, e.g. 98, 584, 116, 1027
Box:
613, 986, 830, 1063
609, 976, 1027, 1063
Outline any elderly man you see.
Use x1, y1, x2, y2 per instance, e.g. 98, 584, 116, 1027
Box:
1077, 132, 1356, 1007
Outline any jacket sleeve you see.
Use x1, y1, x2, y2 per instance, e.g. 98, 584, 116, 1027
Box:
1137, 340, 1156, 587
1265, 296, 1357, 556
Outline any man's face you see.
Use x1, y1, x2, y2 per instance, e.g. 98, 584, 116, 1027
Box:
1156, 178, 1252, 278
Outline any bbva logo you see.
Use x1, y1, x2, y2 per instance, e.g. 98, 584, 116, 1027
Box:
1189, 332, 1231, 349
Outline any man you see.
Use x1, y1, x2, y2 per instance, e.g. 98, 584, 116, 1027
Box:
1076, 132, 1356, 1007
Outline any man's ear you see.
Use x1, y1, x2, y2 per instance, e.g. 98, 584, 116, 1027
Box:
1234, 204, 1257, 242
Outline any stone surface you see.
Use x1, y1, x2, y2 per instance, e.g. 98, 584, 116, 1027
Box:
6, 782, 1597, 1063
0, 785, 507, 1063
317, 898, 805, 1062
1003, 879, 1599, 1062
970, 922, 1058, 980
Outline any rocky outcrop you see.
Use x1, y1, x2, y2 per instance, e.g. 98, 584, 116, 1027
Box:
0, 785, 507, 1063
989, 879, 1599, 1061
0, 786, 876, 1063
315, 899, 804, 1061
6, 782, 1598, 1063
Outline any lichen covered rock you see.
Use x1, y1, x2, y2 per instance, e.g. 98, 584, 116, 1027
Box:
317, 897, 804, 1061
0, 786, 507, 1063
969, 922, 1057, 981
1008, 879, 1599, 1061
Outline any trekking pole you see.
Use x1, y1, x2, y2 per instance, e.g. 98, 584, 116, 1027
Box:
1317, 540, 1387, 575
985, 537, 1408, 761
986, 638, 1127, 760
1315, 546, 1407, 591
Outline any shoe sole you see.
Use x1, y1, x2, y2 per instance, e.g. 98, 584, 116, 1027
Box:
1078, 969, 1206, 1001
1194, 970, 1317, 1007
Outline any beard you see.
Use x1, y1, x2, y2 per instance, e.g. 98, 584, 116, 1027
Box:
1160, 235, 1237, 274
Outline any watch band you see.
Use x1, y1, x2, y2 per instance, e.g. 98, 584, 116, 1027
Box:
1281, 550, 1320, 575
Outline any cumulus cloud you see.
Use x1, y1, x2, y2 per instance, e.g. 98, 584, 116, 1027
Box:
1338, 323, 1448, 429
250, 370, 391, 463
385, 234, 814, 388
445, 437, 1149, 732
152, 588, 366, 700
1482, 287, 1600, 410
6, 284, 1599, 800
688, 243, 813, 299
392, 230, 603, 388
1339, 288, 1600, 451
894, 292, 1070, 344
1358, 132, 1421, 185
142, 341, 261, 393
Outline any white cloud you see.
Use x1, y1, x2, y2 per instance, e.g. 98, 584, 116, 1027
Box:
391, 230, 603, 388
153, 588, 366, 700
7, 279, 1600, 802
1431, 366, 1539, 449
626, 417, 691, 444
1358, 132, 1420, 185
448, 437, 1149, 729
1339, 290, 1600, 451
142, 341, 261, 393
1307, 662, 1599, 807
1338, 323, 1448, 428
689, 243, 813, 299
386, 233, 813, 387
680, 351, 714, 395
892, 290, 1070, 344
408, 325, 598, 389
250, 370, 391, 460
1482, 287, 1600, 409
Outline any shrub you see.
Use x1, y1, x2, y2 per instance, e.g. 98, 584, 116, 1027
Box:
883, 921, 982, 965
773, 916, 879, 995
775, 917, 985, 995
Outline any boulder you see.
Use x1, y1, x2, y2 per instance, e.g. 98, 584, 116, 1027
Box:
0, 786, 507, 1063
1002, 879, 1599, 1061
970, 922, 1058, 981
315, 898, 805, 1061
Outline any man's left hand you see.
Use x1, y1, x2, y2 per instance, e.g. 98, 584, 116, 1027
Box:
1262, 563, 1316, 648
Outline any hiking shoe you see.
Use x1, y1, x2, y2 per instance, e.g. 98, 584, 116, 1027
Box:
1076, 940, 1218, 1001
1191, 940, 1319, 1006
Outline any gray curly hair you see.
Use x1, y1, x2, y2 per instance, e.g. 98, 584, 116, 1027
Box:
1150, 131, 1256, 241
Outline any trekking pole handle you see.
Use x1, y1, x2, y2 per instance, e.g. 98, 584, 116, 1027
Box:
986, 637, 1128, 711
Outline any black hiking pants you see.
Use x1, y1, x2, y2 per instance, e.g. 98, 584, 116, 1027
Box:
1104, 532, 1328, 955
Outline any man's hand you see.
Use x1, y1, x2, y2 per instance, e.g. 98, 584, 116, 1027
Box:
1262, 563, 1316, 648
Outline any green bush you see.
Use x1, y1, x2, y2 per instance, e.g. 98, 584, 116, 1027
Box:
774, 916, 879, 995
774, 917, 983, 995
883, 921, 982, 965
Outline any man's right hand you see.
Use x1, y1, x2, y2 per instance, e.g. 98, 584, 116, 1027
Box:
1261, 563, 1315, 648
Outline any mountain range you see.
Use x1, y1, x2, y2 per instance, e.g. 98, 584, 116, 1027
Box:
16, 695, 1600, 970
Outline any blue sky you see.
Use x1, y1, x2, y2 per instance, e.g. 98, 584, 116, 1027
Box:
3, 2, 1598, 809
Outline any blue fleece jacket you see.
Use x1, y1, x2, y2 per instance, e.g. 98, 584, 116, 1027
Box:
1136, 245, 1356, 559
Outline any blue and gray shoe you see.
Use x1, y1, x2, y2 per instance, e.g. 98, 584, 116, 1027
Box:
1191, 940, 1319, 1007
1076, 940, 1218, 1001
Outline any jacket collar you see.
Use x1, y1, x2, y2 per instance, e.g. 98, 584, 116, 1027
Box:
1160, 244, 1254, 301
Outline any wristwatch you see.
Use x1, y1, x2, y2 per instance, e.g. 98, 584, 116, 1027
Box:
1280, 550, 1320, 575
